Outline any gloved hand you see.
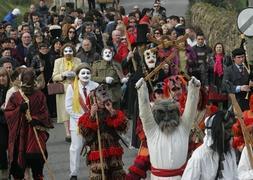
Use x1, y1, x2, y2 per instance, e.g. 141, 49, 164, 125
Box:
121, 77, 129, 84
105, 77, 114, 84
20, 102, 28, 113
62, 71, 76, 78
29, 119, 41, 127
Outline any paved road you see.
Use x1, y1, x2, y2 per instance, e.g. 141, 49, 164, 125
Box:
120, 0, 189, 16
45, 1, 189, 179
44, 122, 137, 180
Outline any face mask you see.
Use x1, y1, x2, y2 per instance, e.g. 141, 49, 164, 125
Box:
78, 68, 91, 82
64, 47, 73, 56
102, 49, 113, 61
144, 49, 156, 69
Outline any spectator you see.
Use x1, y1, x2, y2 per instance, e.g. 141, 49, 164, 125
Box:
37, 0, 49, 25
0, 57, 14, 74
63, 26, 79, 46
0, 67, 10, 180
16, 32, 32, 65
185, 27, 197, 47
222, 48, 252, 111
52, 43, 81, 142
76, 38, 100, 65
207, 42, 232, 92
192, 32, 212, 86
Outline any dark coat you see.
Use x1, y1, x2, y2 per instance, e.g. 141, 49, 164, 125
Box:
222, 64, 251, 111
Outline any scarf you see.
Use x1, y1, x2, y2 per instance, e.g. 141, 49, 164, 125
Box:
213, 54, 223, 77
64, 58, 74, 71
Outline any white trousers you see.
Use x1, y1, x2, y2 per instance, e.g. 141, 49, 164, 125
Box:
69, 130, 83, 176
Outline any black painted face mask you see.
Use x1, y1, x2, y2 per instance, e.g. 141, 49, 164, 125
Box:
152, 99, 180, 134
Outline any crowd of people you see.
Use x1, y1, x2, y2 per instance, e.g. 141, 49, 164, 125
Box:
0, 0, 253, 179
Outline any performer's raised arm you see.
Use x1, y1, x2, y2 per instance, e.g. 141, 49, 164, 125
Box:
182, 77, 201, 130
136, 78, 157, 138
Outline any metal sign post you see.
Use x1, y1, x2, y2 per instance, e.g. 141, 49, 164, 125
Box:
237, 8, 253, 65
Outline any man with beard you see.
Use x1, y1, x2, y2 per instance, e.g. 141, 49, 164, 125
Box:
65, 63, 99, 180
135, 76, 200, 179
182, 110, 238, 180
5, 68, 53, 180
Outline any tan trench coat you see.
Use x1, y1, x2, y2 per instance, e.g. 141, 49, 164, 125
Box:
52, 57, 81, 123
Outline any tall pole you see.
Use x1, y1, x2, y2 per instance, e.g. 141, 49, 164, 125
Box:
246, 0, 253, 65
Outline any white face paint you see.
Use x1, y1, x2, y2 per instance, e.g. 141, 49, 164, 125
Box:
102, 48, 113, 62
63, 46, 73, 56
78, 68, 91, 82
144, 49, 156, 69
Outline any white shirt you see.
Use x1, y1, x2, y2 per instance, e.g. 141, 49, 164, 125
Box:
137, 79, 200, 180
187, 38, 197, 47
65, 80, 99, 131
182, 140, 238, 180
238, 146, 253, 180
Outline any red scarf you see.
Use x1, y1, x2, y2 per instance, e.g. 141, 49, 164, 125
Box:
213, 54, 223, 77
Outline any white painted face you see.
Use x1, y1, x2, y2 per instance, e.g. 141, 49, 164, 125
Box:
144, 49, 156, 69
78, 68, 91, 82
63, 46, 73, 56
102, 48, 113, 62
64, 46, 73, 60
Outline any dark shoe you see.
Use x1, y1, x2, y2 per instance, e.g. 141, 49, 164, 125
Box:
70, 176, 77, 180
65, 136, 71, 143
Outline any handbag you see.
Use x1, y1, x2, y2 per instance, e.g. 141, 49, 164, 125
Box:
47, 80, 64, 95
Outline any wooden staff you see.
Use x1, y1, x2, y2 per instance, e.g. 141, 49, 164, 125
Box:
90, 93, 105, 180
147, 33, 189, 52
19, 90, 55, 180
229, 93, 253, 168
243, 62, 251, 100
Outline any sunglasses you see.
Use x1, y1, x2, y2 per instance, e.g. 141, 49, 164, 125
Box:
69, 31, 75, 33
61, 9, 65, 11
155, 32, 160, 34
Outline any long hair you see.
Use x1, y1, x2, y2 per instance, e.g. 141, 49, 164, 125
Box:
210, 111, 231, 155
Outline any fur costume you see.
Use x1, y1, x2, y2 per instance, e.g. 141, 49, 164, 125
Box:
136, 77, 200, 179
78, 85, 128, 180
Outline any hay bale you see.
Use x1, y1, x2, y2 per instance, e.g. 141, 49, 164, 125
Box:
190, 2, 241, 53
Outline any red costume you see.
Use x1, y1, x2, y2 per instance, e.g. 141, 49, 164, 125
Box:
232, 94, 253, 151
5, 90, 53, 180
78, 108, 128, 179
